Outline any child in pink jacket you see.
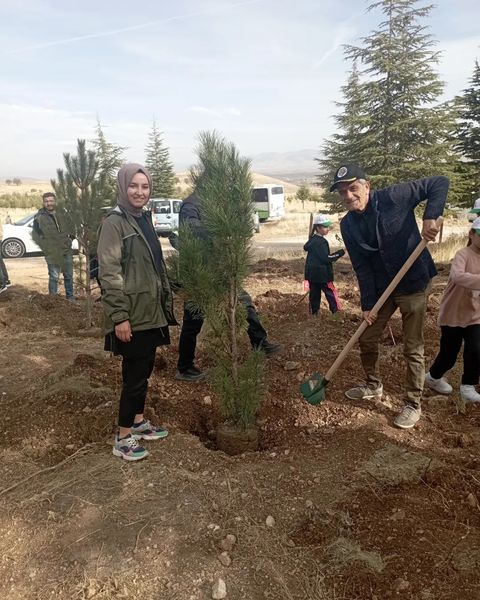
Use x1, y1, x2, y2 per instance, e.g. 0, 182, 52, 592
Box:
425, 217, 480, 403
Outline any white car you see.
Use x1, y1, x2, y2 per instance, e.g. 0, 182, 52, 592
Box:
1, 213, 79, 258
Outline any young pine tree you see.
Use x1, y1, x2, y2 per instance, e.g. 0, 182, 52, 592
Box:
145, 121, 176, 198
52, 139, 108, 326
179, 131, 264, 431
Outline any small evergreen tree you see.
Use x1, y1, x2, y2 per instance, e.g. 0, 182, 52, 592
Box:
52, 139, 108, 326
179, 131, 264, 431
454, 59, 480, 204
145, 121, 176, 198
295, 184, 311, 209
91, 120, 126, 205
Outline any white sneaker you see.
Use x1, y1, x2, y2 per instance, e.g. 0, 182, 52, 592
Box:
460, 385, 480, 404
425, 372, 452, 395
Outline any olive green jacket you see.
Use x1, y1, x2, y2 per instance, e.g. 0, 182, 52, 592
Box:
97, 206, 176, 334
32, 208, 74, 263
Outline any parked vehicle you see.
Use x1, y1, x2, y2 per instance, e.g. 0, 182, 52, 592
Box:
150, 198, 182, 236
1, 213, 79, 258
252, 184, 285, 222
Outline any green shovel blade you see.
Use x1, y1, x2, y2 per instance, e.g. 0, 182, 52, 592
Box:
299, 373, 329, 405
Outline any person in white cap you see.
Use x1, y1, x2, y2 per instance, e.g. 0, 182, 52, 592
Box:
303, 214, 345, 316
425, 216, 480, 403
467, 198, 480, 222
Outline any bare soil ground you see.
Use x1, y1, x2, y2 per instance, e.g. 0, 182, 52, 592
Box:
1, 254, 479, 600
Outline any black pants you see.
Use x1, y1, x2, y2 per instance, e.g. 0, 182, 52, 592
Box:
177, 290, 267, 372
308, 281, 341, 315
118, 348, 156, 428
429, 325, 480, 385
0, 256, 9, 286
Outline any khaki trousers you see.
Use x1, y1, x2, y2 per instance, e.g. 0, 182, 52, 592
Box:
359, 285, 431, 408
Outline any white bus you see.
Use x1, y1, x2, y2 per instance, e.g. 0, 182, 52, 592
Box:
252, 184, 285, 222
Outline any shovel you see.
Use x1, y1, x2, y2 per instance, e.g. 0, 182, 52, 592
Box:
300, 217, 443, 405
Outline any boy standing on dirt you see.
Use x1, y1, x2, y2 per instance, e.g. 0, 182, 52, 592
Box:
303, 214, 344, 316
331, 164, 448, 429
32, 192, 75, 300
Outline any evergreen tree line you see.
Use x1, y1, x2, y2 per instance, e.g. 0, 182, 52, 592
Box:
317, 0, 480, 211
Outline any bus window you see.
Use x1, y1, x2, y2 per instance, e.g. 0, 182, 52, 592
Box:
173, 201, 182, 213
271, 187, 284, 195
252, 188, 268, 202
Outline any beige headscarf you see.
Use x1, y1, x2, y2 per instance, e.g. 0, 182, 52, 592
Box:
117, 163, 153, 217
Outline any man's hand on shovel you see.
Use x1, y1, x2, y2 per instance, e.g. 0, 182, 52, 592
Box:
363, 311, 378, 326
421, 219, 440, 242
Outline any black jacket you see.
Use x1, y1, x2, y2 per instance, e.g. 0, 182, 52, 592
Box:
304, 235, 344, 283
340, 176, 448, 311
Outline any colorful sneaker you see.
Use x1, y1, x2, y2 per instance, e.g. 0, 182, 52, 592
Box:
112, 434, 149, 461
425, 372, 452, 395
132, 419, 169, 441
345, 383, 383, 401
394, 404, 421, 429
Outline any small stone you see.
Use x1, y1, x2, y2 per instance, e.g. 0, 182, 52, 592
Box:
284, 361, 300, 371
212, 578, 227, 599
394, 578, 410, 592
368, 438, 375, 443
218, 552, 232, 566
203, 396, 212, 406
219, 534, 236, 552
389, 509, 406, 521
65, 444, 75, 451
265, 515, 275, 527
305, 500, 314, 508
466, 493, 477, 508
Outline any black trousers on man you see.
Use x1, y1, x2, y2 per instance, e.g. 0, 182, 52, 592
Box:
177, 290, 267, 372
429, 325, 480, 385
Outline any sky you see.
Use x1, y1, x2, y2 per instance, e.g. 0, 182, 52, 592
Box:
0, 0, 479, 179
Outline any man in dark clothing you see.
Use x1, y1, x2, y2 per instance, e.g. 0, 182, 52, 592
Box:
176, 192, 281, 381
331, 163, 448, 429
32, 192, 75, 300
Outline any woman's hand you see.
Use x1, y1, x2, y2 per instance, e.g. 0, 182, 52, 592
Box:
115, 320, 132, 342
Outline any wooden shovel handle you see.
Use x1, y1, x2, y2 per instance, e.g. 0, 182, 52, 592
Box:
324, 216, 443, 382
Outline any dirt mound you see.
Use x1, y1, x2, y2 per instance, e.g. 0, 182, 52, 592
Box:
0, 286, 102, 334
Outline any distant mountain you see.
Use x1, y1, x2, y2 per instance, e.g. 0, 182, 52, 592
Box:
249, 149, 319, 178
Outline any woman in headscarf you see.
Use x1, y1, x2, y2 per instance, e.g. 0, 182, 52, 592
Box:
98, 163, 176, 461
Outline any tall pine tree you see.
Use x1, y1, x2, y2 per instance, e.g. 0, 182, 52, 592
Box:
91, 120, 126, 204
454, 59, 480, 205
319, 0, 457, 207
145, 121, 176, 198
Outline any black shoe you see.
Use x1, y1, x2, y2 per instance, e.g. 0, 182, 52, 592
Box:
257, 339, 282, 356
5, 280, 11, 287
175, 366, 206, 381
0, 285, 7, 295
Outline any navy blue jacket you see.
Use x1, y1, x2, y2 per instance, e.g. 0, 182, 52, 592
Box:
340, 177, 448, 311
304, 235, 344, 283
